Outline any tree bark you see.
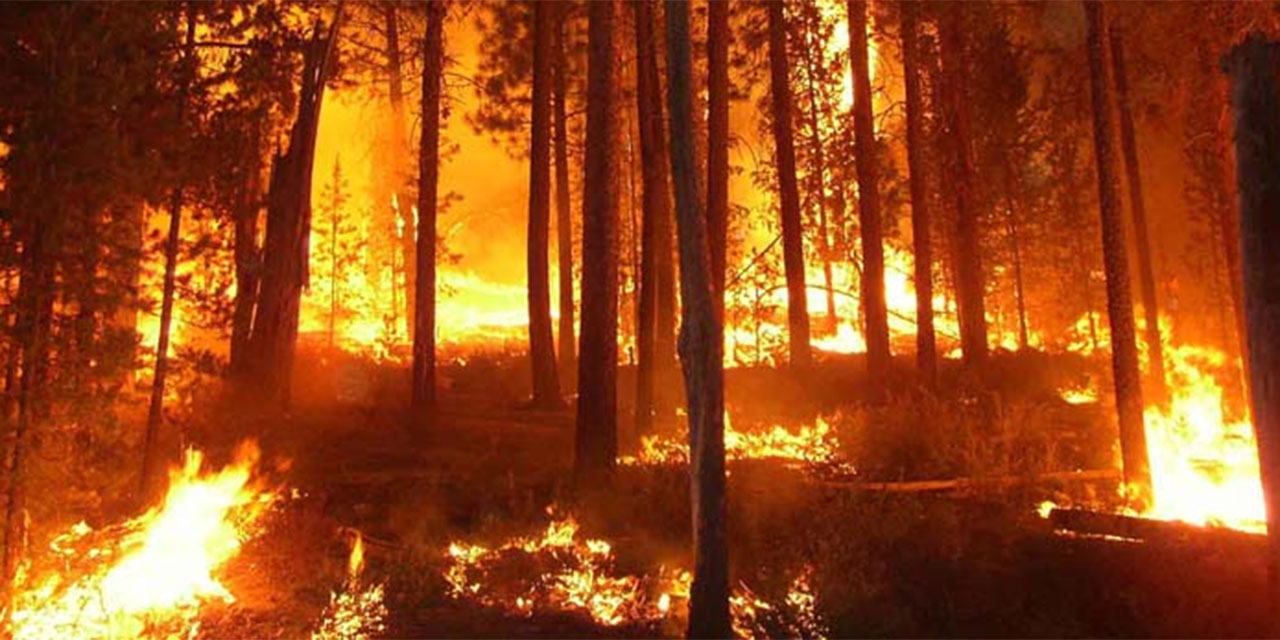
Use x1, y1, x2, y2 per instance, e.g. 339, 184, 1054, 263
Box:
849, 0, 890, 373
1084, 0, 1149, 491
412, 0, 445, 429
141, 5, 195, 500
1111, 30, 1167, 402
899, 0, 936, 384
574, 0, 619, 488
385, 2, 415, 329
665, 3, 730, 636
767, 0, 812, 369
553, 3, 577, 391
706, 0, 730, 325
939, 3, 987, 364
248, 16, 341, 410
1223, 32, 1280, 631
527, 0, 563, 409
230, 115, 263, 377
797, 12, 838, 337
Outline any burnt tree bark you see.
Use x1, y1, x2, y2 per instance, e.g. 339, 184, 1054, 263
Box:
1111, 30, 1167, 402
939, 4, 988, 364
1223, 32, 1280, 630
900, 0, 937, 384
1085, 0, 1149, 491
554, 3, 577, 390
574, 0, 619, 488
248, 16, 341, 410
706, 0, 730, 324
665, 3, 731, 636
849, 0, 890, 374
411, 0, 445, 429
767, 0, 812, 369
141, 5, 195, 500
230, 115, 264, 377
527, 0, 563, 409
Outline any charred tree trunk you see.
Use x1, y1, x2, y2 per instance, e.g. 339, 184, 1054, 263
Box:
849, 0, 890, 374
706, 0, 730, 325
574, 0, 619, 488
1085, 1, 1149, 491
385, 3, 415, 328
412, 1, 445, 429
230, 117, 264, 377
527, 0, 563, 409
3, 216, 54, 590
939, 4, 987, 364
633, 0, 674, 433
1224, 33, 1280, 629
249, 17, 341, 410
797, 18, 838, 337
554, 4, 577, 391
1111, 30, 1167, 402
767, 0, 811, 369
900, 0, 937, 384
141, 7, 195, 500
1001, 162, 1030, 351
665, 4, 731, 636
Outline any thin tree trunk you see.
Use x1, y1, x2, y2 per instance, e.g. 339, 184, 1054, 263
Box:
412, 0, 445, 429
328, 160, 340, 350
141, 5, 195, 501
574, 0, 619, 488
385, 3, 415, 329
1223, 33, 1280, 632
706, 0, 730, 325
528, 0, 563, 409
766, 0, 811, 369
849, 0, 890, 373
1084, 0, 1149, 492
230, 117, 263, 376
554, 3, 577, 390
1001, 162, 1030, 351
665, 3, 730, 636
900, 0, 936, 384
1111, 30, 1167, 401
797, 16, 838, 337
633, 0, 666, 433
939, 4, 987, 364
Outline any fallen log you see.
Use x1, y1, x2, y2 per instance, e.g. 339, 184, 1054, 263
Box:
808, 468, 1120, 492
1047, 507, 1265, 546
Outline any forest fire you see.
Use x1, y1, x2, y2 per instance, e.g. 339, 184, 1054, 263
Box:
7, 443, 273, 640
311, 532, 388, 640
619, 414, 851, 475
443, 512, 827, 638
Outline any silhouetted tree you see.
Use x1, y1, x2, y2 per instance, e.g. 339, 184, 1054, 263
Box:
412, 0, 446, 429
527, 0, 563, 409
900, 0, 937, 384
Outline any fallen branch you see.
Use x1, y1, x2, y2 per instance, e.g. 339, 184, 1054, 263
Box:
807, 468, 1120, 492
1047, 507, 1265, 545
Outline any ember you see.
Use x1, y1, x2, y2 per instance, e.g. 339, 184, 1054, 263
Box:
311, 531, 388, 640
620, 414, 852, 475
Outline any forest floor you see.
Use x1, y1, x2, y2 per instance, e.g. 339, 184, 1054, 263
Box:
171, 348, 1273, 638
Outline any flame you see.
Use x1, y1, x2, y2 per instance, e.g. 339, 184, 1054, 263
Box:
9, 442, 273, 640
620, 414, 852, 476
443, 510, 827, 637
311, 531, 388, 640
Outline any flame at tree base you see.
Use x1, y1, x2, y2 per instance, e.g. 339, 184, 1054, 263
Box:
7, 442, 275, 640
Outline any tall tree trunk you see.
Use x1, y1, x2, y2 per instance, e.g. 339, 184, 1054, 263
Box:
141, 5, 195, 500
939, 4, 987, 364
249, 16, 341, 410
900, 0, 936, 383
797, 17, 837, 337
1224, 33, 1280, 631
665, 3, 730, 636
527, 0, 563, 409
633, 0, 675, 433
230, 116, 263, 376
385, 3, 415, 329
1001, 162, 1030, 351
1111, 30, 1167, 401
849, 0, 890, 373
1084, 0, 1149, 492
554, 4, 577, 391
766, 0, 811, 369
3, 216, 54, 590
328, 160, 341, 350
412, 1, 445, 429
574, 0, 619, 488
706, 0, 730, 325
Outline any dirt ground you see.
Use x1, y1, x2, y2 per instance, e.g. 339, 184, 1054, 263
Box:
182, 349, 1271, 639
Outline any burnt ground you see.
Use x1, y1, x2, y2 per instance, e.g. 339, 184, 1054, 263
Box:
182, 348, 1271, 639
